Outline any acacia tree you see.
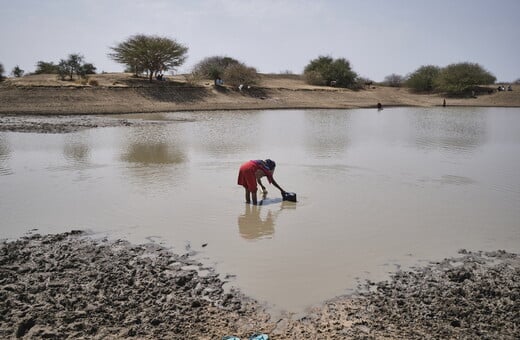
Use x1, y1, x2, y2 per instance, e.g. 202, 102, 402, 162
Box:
57, 54, 95, 80
109, 34, 188, 82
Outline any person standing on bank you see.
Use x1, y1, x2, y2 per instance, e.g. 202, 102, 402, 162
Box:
237, 159, 286, 205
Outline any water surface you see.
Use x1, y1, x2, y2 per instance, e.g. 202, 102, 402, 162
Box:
1, 107, 519, 315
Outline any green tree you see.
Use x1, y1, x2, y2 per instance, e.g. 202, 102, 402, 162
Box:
192, 56, 240, 80
304, 56, 357, 88
11, 65, 24, 78
435, 62, 496, 95
56, 54, 95, 80
35, 61, 59, 74
406, 65, 441, 92
0, 63, 5, 81
109, 34, 188, 82
79, 63, 97, 76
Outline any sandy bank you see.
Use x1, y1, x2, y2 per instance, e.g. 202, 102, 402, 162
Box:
1, 74, 519, 117
1, 232, 518, 339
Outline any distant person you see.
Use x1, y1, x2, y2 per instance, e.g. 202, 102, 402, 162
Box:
237, 159, 286, 205
377, 102, 383, 110
443, 98, 446, 107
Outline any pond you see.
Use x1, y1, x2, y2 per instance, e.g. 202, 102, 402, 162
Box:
1, 107, 519, 315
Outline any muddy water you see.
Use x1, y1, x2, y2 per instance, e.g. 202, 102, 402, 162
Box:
1, 107, 520, 315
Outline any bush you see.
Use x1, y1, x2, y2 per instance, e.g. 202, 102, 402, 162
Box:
304, 56, 357, 88
35, 61, 59, 74
304, 70, 325, 86
11, 65, 24, 78
88, 79, 99, 86
223, 63, 259, 87
191, 56, 240, 80
435, 62, 496, 95
406, 65, 441, 92
383, 73, 405, 87
0, 63, 4, 81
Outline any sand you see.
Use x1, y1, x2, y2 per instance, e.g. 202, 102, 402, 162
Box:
1, 231, 518, 339
1, 73, 519, 118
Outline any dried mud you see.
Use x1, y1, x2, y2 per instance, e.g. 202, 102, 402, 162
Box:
1, 232, 518, 339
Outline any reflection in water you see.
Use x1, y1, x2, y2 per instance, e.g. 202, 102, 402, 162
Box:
410, 108, 486, 152
190, 111, 261, 157
237, 195, 296, 240
0, 135, 12, 176
63, 134, 90, 164
119, 126, 187, 189
121, 142, 185, 165
304, 110, 350, 158
238, 204, 276, 240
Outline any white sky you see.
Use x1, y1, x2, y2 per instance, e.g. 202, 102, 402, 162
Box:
1, 0, 519, 82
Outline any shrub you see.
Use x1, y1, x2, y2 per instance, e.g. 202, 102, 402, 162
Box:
35, 61, 59, 74
192, 56, 240, 80
384, 73, 405, 87
304, 70, 325, 86
435, 62, 496, 95
223, 63, 259, 87
88, 78, 99, 86
304, 56, 357, 88
11, 65, 24, 78
0, 63, 4, 81
406, 65, 441, 92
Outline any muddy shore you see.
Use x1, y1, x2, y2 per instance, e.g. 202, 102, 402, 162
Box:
1, 231, 518, 339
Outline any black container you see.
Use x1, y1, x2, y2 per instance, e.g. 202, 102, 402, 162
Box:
282, 192, 297, 202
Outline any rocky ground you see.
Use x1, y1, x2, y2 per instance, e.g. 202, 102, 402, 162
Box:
1, 231, 518, 339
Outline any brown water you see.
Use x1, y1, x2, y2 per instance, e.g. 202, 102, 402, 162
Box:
1, 107, 519, 315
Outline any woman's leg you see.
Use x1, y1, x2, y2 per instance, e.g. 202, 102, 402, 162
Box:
245, 188, 251, 204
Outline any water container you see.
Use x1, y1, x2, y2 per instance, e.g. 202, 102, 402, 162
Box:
282, 192, 297, 202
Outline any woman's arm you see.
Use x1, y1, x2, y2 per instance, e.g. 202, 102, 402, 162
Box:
271, 178, 286, 194
257, 178, 267, 193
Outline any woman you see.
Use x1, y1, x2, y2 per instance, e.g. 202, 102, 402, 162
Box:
237, 159, 286, 205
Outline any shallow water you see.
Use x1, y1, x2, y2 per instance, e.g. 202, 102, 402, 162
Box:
1, 107, 519, 315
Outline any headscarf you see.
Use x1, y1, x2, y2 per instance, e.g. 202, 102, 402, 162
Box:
253, 159, 276, 172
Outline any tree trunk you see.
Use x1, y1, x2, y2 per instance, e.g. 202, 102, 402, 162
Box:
149, 70, 153, 82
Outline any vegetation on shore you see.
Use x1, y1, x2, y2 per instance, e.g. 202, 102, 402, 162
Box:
2, 33, 519, 98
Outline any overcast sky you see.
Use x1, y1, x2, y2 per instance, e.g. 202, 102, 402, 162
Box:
1, 0, 519, 82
